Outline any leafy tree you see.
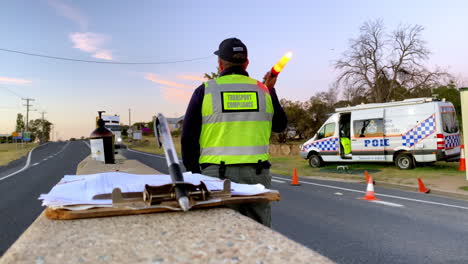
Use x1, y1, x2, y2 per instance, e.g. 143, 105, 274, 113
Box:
28, 119, 52, 143
146, 120, 154, 132
15, 113, 25, 132
335, 19, 448, 103
278, 99, 309, 140
121, 125, 129, 137
432, 81, 461, 122
203, 67, 220, 80
132, 122, 147, 130
306, 97, 333, 137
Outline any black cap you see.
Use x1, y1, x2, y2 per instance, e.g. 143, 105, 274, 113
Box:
214, 38, 248, 63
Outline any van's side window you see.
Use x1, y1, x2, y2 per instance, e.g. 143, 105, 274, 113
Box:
353, 119, 384, 137
317, 123, 336, 139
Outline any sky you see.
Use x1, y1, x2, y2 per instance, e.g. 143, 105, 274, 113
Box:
1, 0, 467, 140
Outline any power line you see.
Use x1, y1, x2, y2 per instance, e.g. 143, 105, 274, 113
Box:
0, 48, 214, 65
0, 86, 24, 98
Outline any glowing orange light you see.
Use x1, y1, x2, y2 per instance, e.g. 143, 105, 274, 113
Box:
271, 51, 293, 76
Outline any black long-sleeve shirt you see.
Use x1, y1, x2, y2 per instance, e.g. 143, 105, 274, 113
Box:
181, 66, 288, 173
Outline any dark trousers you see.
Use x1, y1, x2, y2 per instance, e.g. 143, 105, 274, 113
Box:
201, 164, 272, 227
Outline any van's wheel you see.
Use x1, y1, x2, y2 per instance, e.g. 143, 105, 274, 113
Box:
395, 153, 414, 170
309, 154, 323, 168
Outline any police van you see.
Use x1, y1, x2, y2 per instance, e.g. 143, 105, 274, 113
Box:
299, 98, 460, 169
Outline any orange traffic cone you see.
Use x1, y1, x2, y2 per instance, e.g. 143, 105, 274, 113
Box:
417, 178, 431, 193
364, 170, 376, 185
459, 145, 466, 171
361, 175, 379, 201
291, 168, 300, 186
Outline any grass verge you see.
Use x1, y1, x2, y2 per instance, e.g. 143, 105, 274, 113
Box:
124, 136, 181, 156
0, 143, 38, 166
125, 136, 464, 187
271, 155, 463, 185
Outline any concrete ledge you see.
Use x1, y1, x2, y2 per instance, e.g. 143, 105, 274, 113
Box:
1, 156, 332, 264
76, 154, 158, 175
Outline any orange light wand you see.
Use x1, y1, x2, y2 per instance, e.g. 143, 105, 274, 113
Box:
270, 51, 293, 77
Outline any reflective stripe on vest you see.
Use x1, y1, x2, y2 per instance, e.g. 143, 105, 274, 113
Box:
199, 74, 273, 165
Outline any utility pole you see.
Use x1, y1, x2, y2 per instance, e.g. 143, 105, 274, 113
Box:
128, 108, 132, 127
41, 111, 47, 142
22, 98, 35, 131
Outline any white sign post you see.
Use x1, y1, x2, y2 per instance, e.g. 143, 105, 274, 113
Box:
133, 131, 142, 140
460, 88, 468, 180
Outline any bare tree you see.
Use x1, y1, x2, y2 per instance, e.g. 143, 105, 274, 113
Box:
335, 19, 448, 103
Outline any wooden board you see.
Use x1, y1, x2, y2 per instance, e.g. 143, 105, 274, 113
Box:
45, 191, 280, 220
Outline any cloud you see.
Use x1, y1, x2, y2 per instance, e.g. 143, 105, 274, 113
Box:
144, 74, 196, 103
144, 74, 193, 89
161, 87, 192, 103
69, 32, 113, 60
48, 0, 88, 30
48, 1, 114, 60
0, 76, 31, 85
93, 50, 113, 60
177, 74, 206, 82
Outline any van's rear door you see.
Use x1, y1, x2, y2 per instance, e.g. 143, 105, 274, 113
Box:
440, 104, 461, 159
351, 108, 387, 161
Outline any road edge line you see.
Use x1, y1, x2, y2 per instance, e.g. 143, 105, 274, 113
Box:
0, 142, 50, 181
272, 176, 468, 211
125, 148, 166, 159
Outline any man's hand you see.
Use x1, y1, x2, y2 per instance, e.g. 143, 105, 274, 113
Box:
263, 71, 278, 89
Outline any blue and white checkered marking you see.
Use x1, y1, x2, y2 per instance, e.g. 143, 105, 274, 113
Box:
304, 137, 339, 151
445, 134, 460, 149
402, 115, 435, 147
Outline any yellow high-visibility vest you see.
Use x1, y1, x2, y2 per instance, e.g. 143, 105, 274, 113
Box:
199, 74, 274, 164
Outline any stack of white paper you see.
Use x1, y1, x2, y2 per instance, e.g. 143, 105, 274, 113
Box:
39, 172, 269, 209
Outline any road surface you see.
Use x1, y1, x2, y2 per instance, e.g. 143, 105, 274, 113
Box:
122, 148, 468, 264
0, 141, 89, 255
2, 143, 468, 263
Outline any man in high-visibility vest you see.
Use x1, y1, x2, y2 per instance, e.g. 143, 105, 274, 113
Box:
181, 38, 287, 226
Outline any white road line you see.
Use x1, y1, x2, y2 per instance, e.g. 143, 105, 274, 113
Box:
272, 176, 468, 211
56, 142, 70, 154
0, 144, 38, 181
32, 162, 39, 166
272, 179, 286, 183
371, 200, 404, 207
126, 148, 166, 159
82, 140, 90, 149
0, 142, 62, 182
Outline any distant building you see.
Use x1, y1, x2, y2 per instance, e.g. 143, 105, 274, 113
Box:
166, 116, 184, 130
